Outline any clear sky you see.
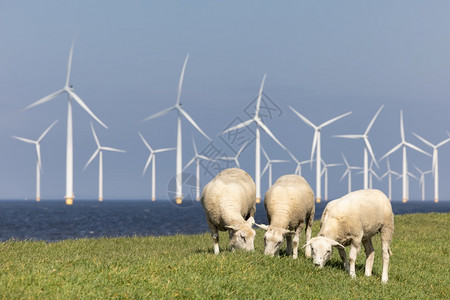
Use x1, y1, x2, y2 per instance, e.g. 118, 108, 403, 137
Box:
1, 1, 449, 201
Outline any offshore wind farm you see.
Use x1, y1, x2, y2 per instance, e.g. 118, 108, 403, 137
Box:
1, 2, 450, 206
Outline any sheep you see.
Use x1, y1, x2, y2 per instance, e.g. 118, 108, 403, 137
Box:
255, 174, 315, 259
304, 189, 394, 283
200, 168, 257, 254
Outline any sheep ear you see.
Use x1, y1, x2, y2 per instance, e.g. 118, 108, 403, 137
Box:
225, 225, 240, 231
281, 229, 296, 236
254, 223, 269, 231
301, 241, 311, 249
247, 217, 255, 225
329, 240, 345, 249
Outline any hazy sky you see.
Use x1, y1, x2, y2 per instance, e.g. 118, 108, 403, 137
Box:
1, 1, 450, 202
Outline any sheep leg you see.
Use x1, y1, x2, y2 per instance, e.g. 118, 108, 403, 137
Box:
363, 238, 375, 277
206, 217, 220, 255
348, 243, 360, 279
381, 225, 393, 283
292, 225, 303, 259
338, 247, 349, 272
304, 212, 314, 258
286, 235, 293, 256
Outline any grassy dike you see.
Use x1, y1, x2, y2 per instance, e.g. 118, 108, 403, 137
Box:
0, 213, 448, 299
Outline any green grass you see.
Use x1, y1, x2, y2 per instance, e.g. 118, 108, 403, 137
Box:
0, 213, 448, 299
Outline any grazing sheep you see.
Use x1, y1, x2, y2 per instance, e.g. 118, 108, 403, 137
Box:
304, 189, 394, 283
201, 168, 256, 254
255, 174, 315, 259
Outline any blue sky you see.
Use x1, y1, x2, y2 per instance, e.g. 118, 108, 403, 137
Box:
1, 1, 449, 201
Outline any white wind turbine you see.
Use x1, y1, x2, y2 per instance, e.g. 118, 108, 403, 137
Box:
358, 159, 381, 189
217, 141, 249, 168
380, 111, 430, 203
261, 146, 289, 187
24, 41, 107, 205
139, 132, 175, 201
12, 120, 58, 201
320, 159, 342, 201
340, 153, 362, 194
285, 149, 311, 176
289, 106, 352, 203
413, 165, 432, 201
334, 105, 383, 190
380, 157, 400, 201
84, 123, 126, 202
183, 138, 215, 201
220, 74, 287, 203
412, 133, 450, 203
142, 54, 211, 204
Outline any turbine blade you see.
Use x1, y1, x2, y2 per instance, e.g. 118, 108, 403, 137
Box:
289, 106, 317, 129
237, 140, 250, 156
192, 136, 198, 156
364, 137, 379, 168
333, 134, 363, 139
38, 120, 58, 142
310, 131, 318, 163
220, 119, 254, 135
400, 110, 405, 142
154, 147, 176, 153
138, 132, 152, 151
101, 147, 126, 153
183, 156, 196, 171
257, 120, 286, 150
365, 105, 384, 135
90, 122, 100, 147
340, 170, 349, 182
261, 146, 269, 161
179, 108, 211, 141
341, 153, 349, 167
24, 89, 65, 110
405, 142, 431, 157
437, 137, 450, 148
36, 144, 42, 173
142, 106, 175, 122
143, 154, 153, 176
319, 111, 352, 128
12, 136, 35, 144
286, 149, 299, 164
69, 90, 107, 128
271, 160, 289, 163
84, 149, 99, 170
65, 41, 75, 87
380, 143, 402, 161
176, 54, 189, 105
412, 132, 434, 148
261, 162, 269, 176
255, 74, 267, 118
198, 155, 215, 162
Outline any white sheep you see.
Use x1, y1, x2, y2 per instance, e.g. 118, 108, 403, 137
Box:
304, 189, 394, 283
255, 174, 315, 259
200, 168, 256, 254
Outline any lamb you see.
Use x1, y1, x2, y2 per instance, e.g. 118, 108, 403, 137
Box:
200, 168, 257, 254
304, 189, 394, 283
255, 174, 315, 259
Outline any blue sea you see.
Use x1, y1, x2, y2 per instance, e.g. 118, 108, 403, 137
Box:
0, 200, 449, 242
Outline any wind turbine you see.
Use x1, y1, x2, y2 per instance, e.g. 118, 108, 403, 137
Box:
412, 133, 450, 203
413, 165, 432, 201
289, 106, 351, 203
183, 138, 215, 201
334, 105, 383, 189
340, 153, 362, 194
24, 41, 107, 205
380, 111, 430, 203
285, 149, 311, 176
139, 132, 175, 201
220, 74, 286, 203
380, 157, 400, 201
142, 54, 211, 204
358, 159, 381, 189
12, 120, 58, 201
320, 159, 342, 201
217, 141, 249, 168
84, 123, 126, 202
261, 146, 288, 187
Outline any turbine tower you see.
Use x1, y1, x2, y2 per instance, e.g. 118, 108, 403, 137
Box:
221, 74, 286, 203
261, 146, 288, 187
217, 141, 249, 168
289, 106, 351, 203
84, 123, 126, 201
380, 157, 400, 201
12, 120, 58, 201
380, 111, 430, 202
139, 132, 175, 201
183, 138, 215, 200
334, 105, 383, 189
413, 165, 432, 201
320, 159, 342, 201
24, 41, 107, 205
412, 133, 450, 203
142, 55, 211, 204
340, 153, 362, 194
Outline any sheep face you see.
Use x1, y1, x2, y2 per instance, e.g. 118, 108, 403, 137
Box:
227, 222, 256, 252
263, 228, 290, 256
307, 236, 345, 268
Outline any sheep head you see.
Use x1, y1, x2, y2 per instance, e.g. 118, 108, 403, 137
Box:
255, 223, 295, 256
226, 217, 256, 252
303, 236, 345, 268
